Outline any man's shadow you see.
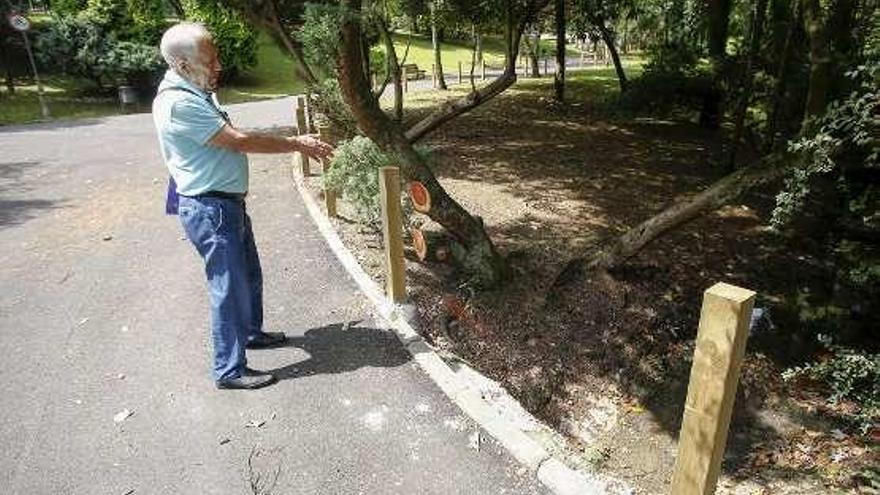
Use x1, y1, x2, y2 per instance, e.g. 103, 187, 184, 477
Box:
268, 321, 411, 380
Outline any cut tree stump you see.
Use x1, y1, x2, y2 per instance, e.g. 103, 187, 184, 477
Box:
408, 181, 432, 213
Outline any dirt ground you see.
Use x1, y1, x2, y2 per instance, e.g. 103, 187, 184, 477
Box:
304, 71, 878, 494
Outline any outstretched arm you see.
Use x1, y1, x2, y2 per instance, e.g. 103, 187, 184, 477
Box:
210, 124, 333, 160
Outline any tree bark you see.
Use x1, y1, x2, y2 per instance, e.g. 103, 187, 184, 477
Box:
564, 156, 790, 273
528, 31, 540, 77
554, 0, 565, 101
802, 0, 831, 120
0, 32, 14, 95
377, 19, 404, 121
727, 0, 769, 169
337, 0, 508, 286
597, 22, 627, 93
764, 0, 799, 152
700, 0, 733, 129
431, 2, 448, 90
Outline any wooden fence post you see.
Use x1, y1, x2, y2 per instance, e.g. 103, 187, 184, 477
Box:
379, 167, 406, 303
432, 63, 437, 88
294, 95, 309, 176
481, 59, 486, 81
403, 66, 409, 93
458, 61, 462, 84
322, 159, 337, 218
543, 58, 548, 76
671, 282, 756, 495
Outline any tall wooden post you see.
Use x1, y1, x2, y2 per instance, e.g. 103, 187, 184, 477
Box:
457, 61, 462, 84
322, 159, 337, 218
294, 95, 309, 176
671, 282, 756, 495
379, 167, 406, 303
432, 63, 437, 88
543, 58, 548, 76
481, 59, 486, 81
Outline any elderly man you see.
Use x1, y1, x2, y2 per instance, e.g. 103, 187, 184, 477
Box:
152, 23, 332, 390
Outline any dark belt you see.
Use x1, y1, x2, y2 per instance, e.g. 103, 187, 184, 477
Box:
184, 190, 247, 201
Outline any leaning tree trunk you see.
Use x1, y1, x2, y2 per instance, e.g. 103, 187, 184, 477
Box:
551, 156, 791, 280
554, 0, 565, 101
597, 21, 627, 92
431, 2, 448, 90
338, 0, 509, 286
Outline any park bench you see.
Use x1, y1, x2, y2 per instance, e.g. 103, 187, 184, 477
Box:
401, 63, 426, 80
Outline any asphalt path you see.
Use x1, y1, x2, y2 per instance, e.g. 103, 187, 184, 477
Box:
0, 97, 548, 494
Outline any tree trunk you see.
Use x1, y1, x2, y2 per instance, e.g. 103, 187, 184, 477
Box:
554, 0, 565, 102
529, 32, 540, 77
727, 0, 769, 169
764, 0, 799, 152
597, 22, 627, 92
560, 156, 790, 275
802, 0, 831, 120
378, 20, 404, 121
0, 33, 14, 95
338, 0, 509, 286
431, 2, 448, 90
474, 28, 483, 63
700, 0, 733, 129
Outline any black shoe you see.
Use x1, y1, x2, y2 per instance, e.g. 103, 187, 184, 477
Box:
246, 331, 287, 349
216, 372, 277, 390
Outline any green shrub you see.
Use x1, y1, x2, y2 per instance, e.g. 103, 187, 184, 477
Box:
322, 136, 424, 227
85, 0, 166, 45
784, 335, 880, 433
181, 0, 258, 81
297, 2, 343, 79
48, 0, 88, 16
35, 15, 162, 91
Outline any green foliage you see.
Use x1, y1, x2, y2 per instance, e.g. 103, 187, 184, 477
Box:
322, 136, 397, 225
322, 136, 425, 226
182, 0, 258, 80
48, 0, 88, 16
85, 0, 167, 45
34, 14, 163, 90
298, 2, 343, 80
310, 78, 359, 139
784, 335, 880, 433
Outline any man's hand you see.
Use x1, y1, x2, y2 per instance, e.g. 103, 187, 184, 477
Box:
290, 134, 334, 162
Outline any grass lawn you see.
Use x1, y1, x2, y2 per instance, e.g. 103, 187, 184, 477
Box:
388, 33, 583, 74
218, 33, 306, 104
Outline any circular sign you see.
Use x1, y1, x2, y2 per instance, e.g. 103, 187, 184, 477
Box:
8, 14, 30, 32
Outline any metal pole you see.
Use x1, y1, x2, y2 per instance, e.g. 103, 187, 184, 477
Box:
20, 30, 49, 118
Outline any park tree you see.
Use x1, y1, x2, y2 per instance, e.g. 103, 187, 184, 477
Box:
181, 0, 259, 80
572, 0, 629, 91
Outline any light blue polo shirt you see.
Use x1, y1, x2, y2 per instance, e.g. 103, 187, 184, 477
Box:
152, 70, 248, 196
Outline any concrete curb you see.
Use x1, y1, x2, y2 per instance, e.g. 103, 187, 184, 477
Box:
291, 167, 632, 495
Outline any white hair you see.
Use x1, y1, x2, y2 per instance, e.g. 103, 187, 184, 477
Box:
160, 22, 212, 67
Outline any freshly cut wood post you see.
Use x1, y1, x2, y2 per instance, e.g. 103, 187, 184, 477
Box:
321, 159, 337, 218
671, 282, 756, 495
379, 167, 406, 302
294, 95, 309, 176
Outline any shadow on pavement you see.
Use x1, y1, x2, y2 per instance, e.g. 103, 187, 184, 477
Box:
270, 322, 411, 380
0, 117, 107, 134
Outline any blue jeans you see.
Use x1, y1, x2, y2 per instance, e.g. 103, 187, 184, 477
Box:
178, 195, 264, 381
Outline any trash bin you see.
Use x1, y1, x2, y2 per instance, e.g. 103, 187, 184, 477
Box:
118, 85, 138, 111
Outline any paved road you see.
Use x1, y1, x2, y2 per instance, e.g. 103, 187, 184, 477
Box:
0, 98, 549, 494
